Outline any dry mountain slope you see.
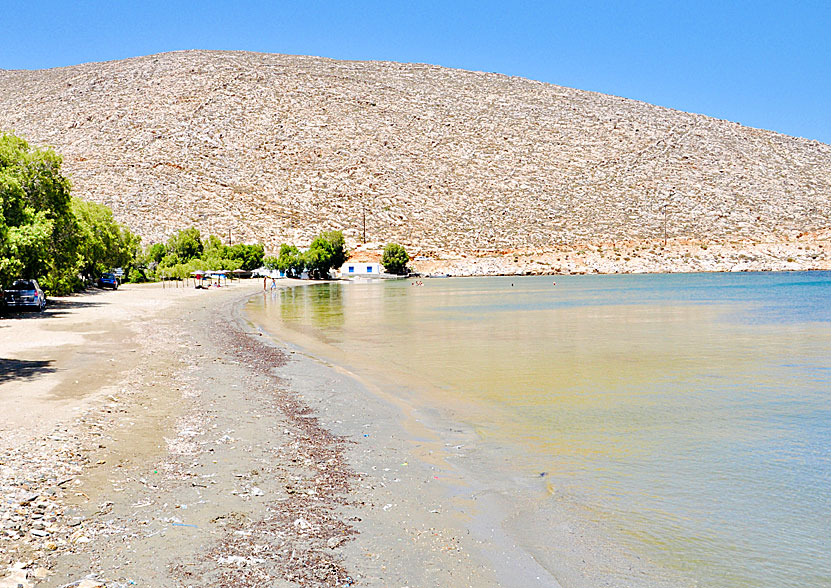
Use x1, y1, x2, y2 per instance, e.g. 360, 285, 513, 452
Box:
1, 50, 829, 269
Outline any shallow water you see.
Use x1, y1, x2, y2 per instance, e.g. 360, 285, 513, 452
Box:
248, 272, 831, 587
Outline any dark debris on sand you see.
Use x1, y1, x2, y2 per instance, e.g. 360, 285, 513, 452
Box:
173, 317, 360, 587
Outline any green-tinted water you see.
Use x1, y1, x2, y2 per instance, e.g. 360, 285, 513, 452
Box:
249, 272, 831, 587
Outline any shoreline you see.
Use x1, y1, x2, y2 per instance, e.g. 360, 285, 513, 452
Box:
7, 271, 811, 586
1, 279, 505, 586
243, 283, 695, 588
2, 280, 364, 586
246, 309, 553, 586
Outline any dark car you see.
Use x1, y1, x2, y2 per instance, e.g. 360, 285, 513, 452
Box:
97, 273, 119, 289
3, 279, 47, 312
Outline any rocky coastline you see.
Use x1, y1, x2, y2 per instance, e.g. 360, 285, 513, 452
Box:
365, 235, 831, 277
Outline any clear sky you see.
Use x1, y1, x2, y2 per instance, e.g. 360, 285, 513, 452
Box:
2, 0, 830, 144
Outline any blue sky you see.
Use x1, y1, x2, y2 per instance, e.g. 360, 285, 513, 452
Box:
3, 0, 830, 144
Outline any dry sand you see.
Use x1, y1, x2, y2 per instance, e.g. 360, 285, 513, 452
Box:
0, 280, 512, 587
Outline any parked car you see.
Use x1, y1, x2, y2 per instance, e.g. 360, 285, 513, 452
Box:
3, 279, 47, 312
97, 273, 119, 289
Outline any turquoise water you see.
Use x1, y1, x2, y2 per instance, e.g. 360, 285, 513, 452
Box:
249, 272, 831, 587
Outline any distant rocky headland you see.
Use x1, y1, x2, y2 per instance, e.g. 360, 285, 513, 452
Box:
1, 50, 829, 274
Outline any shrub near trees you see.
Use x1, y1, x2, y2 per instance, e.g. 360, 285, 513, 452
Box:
264, 230, 348, 279
0, 132, 141, 294
265, 244, 304, 278
143, 228, 265, 280
382, 243, 409, 274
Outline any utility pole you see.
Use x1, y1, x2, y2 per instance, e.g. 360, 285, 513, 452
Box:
663, 190, 674, 246
228, 228, 232, 245
362, 198, 367, 244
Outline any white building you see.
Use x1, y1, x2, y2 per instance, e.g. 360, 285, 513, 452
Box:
251, 267, 287, 278
339, 261, 382, 278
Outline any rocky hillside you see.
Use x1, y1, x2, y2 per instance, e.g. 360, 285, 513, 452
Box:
1, 50, 829, 272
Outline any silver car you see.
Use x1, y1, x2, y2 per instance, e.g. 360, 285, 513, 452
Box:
3, 279, 47, 312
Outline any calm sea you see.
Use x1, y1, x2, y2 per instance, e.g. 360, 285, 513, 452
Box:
248, 272, 831, 587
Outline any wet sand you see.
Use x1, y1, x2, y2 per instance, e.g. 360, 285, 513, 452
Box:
0, 280, 503, 587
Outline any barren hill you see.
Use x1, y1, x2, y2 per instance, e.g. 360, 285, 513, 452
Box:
1, 50, 829, 273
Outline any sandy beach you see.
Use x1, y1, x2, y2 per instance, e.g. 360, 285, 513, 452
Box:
0, 280, 517, 587
2, 276, 709, 588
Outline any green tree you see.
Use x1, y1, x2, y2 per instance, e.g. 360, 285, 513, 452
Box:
203, 234, 226, 258
0, 132, 143, 293
270, 244, 305, 277
153, 230, 268, 281
72, 198, 140, 283
302, 247, 326, 278
263, 255, 278, 270
1, 214, 53, 286
201, 234, 230, 269
227, 243, 265, 271
0, 132, 78, 293
119, 226, 143, 272
305, 230, 347, 278
166, 227, 203, 262
320, 230, 348, 268
382, 243, 409, 274
145, 243, 167, 264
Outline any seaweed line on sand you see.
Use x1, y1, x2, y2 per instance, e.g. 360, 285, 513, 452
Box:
173, 308, 361, 587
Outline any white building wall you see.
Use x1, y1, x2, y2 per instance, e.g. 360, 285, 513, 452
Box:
339, 262, 381, 277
